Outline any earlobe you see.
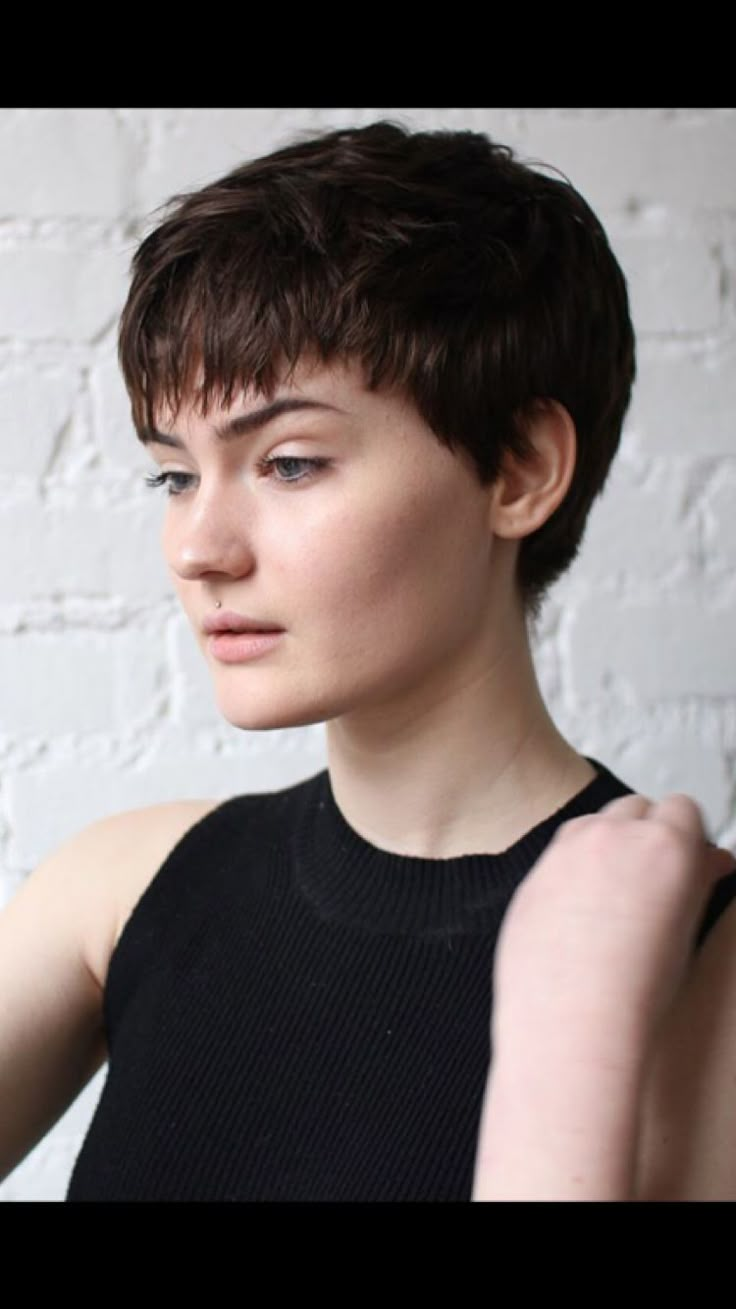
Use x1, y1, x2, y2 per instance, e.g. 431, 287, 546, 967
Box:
490, 401, 577, 541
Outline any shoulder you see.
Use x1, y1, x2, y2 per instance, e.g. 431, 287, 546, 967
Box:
70, 775, 323, 990
637, 891, 736, 1200
40, 799, 223, 995
63, 772, 325, 993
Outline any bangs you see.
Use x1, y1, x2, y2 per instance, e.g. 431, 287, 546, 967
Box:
118, 220, 441, 438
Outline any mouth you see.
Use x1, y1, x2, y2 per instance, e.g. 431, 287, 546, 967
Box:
206, 628, 285, 664
202, 609, 284, 637
202, 611, 285, 664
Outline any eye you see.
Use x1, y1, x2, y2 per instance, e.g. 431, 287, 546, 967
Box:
258, 455, 329, 484
144, 471, 196, 497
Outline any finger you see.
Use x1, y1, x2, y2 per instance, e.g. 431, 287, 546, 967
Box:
649, 793, 708, 844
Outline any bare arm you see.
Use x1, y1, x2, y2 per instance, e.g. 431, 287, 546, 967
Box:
0, 828, 109, 1183
472, 794, 734, 1201
0, 800, 215, 1185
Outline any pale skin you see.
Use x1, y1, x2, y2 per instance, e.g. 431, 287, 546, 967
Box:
1, 356, 734, 1197
473, 792, 736, 1199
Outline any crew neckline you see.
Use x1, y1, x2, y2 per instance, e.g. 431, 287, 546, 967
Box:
293, 757, 632, 938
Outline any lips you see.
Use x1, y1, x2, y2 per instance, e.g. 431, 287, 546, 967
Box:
202, 609, 284, 636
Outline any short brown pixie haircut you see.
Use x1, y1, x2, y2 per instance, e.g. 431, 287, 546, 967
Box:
119, 120, 636, 618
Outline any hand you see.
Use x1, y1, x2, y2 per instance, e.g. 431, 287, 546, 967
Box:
492, 793, 734, 1061
472, 793, 735, 1200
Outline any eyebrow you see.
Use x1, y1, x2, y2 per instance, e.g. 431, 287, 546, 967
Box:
139, 397, 345, 449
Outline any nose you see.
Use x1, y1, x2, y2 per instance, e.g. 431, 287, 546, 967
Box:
165, 490, 256, 584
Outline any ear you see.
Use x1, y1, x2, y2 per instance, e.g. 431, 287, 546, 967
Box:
489, 401, 577, 540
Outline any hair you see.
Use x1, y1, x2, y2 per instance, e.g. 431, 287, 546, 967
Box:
119, 119, 636, 618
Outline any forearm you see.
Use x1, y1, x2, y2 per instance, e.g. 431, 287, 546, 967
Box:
471, 793, 729, 1201
472, 1021, 645, 1201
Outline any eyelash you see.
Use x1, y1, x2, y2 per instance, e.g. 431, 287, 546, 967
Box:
144, 471, 194, 496
144, 456, 329, 497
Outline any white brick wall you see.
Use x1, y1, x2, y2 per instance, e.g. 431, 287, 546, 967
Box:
0, 110, 135, 218
0, 246, 128, 341
1, 108, 735, 1201
614, 232, 722, 334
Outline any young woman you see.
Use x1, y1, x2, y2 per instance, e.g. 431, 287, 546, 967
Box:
1, 121, 734, 1201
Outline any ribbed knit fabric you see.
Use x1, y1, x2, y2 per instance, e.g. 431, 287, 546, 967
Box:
65, 758, 736, 1202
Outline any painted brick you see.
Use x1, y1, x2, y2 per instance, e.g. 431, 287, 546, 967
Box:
0, 364, 79, 476
88, 345, 140, 472
0, 629, 161, 735
0, 247, 127, 342
511, 110, 736, 212
628, 339, 736, 456
704, 476, 736, 565
573, 457, 695, 579
566, 599, 736, 701
615, 234, 721, 335
0, 498, 170, 603
0, 109, 133, 218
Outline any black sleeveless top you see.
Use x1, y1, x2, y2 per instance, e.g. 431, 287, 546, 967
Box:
65, 759, 736, 1202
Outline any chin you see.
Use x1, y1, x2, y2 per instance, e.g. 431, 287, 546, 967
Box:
208, 661, 401, 731
222, 709, 329, 732
213, 688, 333, 733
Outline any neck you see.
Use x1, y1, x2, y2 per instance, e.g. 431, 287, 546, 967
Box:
325, 608, 594, 859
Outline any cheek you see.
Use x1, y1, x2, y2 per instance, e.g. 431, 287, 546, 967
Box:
272, 480, 489, 630
363, 477, 490, 594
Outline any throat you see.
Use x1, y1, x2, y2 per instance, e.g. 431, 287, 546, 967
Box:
325, 732, 597, 860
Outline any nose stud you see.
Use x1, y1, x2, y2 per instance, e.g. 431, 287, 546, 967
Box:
214, 600, 222, 609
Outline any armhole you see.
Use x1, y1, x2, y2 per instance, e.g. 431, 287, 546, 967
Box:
101, 795, 247, 1041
